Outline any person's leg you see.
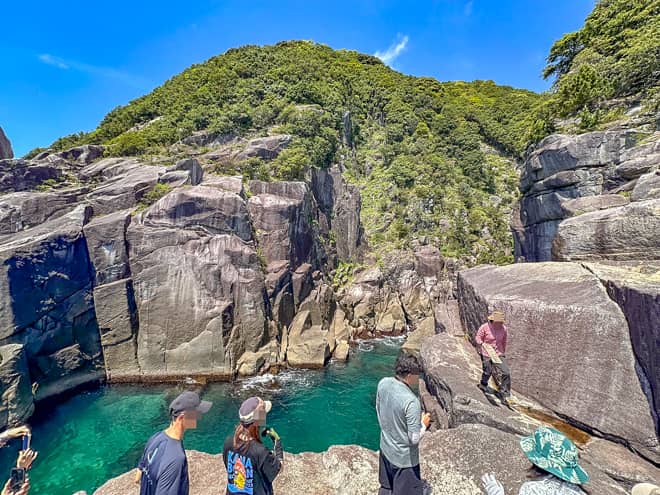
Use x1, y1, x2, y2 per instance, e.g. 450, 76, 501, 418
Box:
392, 464, 424, 495
479, 355, 493, 388
494, 359, 511, 397
378, 452, 394, 495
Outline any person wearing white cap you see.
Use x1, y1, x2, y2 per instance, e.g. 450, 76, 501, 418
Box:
632, 483, 660, 495
223, 396, 282, 495
135, 391, 212, 495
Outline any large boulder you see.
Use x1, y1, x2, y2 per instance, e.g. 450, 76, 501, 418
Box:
0, 159, 62, 193
552, 199, 660, 261
457, 262, 659, 462
247, 180, 322, 268
583, 262, 660, 440
127, 187, 267, 378
0, 127, 13, 159
0, 344, 34, 429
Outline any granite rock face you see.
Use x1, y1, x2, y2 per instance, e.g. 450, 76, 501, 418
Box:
0, 344, 34, 429
457, 262, 659, 463
514, 130, 660, 262
0, 144, 370, 402
0, 127, 13, 159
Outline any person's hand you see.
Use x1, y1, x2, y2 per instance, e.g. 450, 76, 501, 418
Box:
421, 412, 431, 428
481, 472, 504, 495
1, 475, 30, 495
133, 468, 142, 485
16, 449, 38, 470
265, 428, 280, 441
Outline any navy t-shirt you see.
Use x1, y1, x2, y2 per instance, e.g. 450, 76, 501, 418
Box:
138, 431, 189, 495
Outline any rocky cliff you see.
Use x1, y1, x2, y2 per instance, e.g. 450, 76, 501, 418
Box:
0, 140, 391, 428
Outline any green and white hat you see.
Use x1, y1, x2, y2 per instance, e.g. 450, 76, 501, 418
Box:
520, 427, 589, 485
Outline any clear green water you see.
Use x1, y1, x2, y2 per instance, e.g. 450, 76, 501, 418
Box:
0, 338, 401, 495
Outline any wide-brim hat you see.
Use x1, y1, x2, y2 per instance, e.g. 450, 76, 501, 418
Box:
520, 427, 589, 485
632, 483, 660, 495
488, 310, 505, 323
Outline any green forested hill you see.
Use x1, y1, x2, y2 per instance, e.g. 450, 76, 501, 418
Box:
44, 41, 543, 264
541, 0, 659, 127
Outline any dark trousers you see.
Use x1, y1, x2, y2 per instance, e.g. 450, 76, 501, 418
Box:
480, 355, 511, 397
378, 451, 424, 495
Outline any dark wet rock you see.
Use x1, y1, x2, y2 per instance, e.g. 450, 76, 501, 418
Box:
552, 199, 660, 261
457, 262, 659, 462
0, 344, 34, 429
0, 205, 104, 400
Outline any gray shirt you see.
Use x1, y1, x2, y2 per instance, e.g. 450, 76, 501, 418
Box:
376, 376, 423, 468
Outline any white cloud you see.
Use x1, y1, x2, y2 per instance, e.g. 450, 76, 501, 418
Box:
375, 35, 409, 66
38, 54, 69, 69
37, 53, 150, 89
464, 0, 474, 16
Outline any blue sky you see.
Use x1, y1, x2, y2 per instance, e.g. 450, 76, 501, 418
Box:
1, 0, 595, 157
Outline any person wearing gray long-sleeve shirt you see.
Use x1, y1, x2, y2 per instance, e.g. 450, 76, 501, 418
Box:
376, 353, 431, 495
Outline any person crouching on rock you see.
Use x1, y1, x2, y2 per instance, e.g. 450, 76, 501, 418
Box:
482, 426, 590, 495
475, 309, 511, 405
376, 353, 431, 495
223, 396, 283, 495
135, 391, 212, 495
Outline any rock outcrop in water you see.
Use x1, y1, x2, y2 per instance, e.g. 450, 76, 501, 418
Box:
0, 143, 394, 427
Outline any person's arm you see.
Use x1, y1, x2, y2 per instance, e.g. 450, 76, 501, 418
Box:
502, 327, 507, 355
475, 325, 485, 346
405, 399, 426, 446
260, 446, 283, 484
0, 426, 30, 448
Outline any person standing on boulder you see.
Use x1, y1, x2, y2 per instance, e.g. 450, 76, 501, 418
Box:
223, 396, 283, 495
135, 391, 212, 495
475, 310, 512, 405
376, 353, 431, 495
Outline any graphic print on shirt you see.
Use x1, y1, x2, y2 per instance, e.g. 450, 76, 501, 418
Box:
227, 450, 254, 494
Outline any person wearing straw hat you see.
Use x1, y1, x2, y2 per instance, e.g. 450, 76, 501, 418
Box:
481, 426, 589, 495
223, 396, 282, 495
475, 309, 511, 405
632, 484, 660, 495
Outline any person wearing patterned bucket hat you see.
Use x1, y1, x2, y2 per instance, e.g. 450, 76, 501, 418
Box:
632, 483, 660, 495
481, 427, 589, 495
222, 396, 283, 495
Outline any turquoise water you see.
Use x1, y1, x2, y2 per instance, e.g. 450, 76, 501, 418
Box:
0, 338, 401, 495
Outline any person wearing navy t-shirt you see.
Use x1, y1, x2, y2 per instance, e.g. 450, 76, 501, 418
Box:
136, 391, 212, 495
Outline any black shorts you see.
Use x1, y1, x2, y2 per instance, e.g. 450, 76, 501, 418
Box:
378, 451, 424, 495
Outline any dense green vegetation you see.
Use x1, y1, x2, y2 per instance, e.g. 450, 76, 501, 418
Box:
44, 42, 543, 263
539, 0, 660, 130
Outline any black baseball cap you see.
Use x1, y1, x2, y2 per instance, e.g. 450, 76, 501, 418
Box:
169, 391, 212, 417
